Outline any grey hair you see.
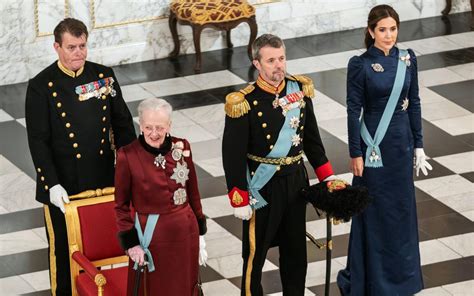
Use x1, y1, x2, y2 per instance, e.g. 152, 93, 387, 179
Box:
137, 98, 173, 122
251, 34, 286, 61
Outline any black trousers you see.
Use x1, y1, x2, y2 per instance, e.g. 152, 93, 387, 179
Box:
241, 164, 309, 296
44, 205, 72, 296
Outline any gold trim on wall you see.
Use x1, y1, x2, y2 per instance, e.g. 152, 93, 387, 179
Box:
34, 0, 70, 37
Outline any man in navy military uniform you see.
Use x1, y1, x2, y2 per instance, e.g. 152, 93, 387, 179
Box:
25, 18, 136, 295
222, 34, 336, 296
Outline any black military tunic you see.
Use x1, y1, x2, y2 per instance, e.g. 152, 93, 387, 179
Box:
222, 75, 334, 296
25, 60, 136, 295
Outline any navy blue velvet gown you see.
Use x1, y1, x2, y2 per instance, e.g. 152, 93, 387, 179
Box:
337, 46, 424, 295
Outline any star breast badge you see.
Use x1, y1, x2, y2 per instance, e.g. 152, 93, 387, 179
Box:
401, 98, 409, 111
171, 161, 190, 186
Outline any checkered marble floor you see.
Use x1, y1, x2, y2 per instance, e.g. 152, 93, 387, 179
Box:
0, 12, 473, 296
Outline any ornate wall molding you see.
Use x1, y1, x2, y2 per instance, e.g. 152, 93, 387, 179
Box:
34, 0, 70, 37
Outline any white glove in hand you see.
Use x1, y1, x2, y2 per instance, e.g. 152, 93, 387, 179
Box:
49, 184, 70, 213
199, 235, 208, 266
323, 175, 338, 182
415, 148, 433, 177
127, 245, 146, 266
233, 205, 253, 220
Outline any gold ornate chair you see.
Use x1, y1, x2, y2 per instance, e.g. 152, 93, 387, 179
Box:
169, 0, 258, 72
65, 189, 128, 296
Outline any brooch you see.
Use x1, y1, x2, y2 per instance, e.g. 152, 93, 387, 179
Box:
154, 154, 166, 169
371, 63, 384, 72
369, 149, 380, 163
400, 53, 411, 67
401, 98, 409, 111
171, 161, 189, 186
173, 188, 187, 205
291, 134, 301, 147
289, 116, 300, 129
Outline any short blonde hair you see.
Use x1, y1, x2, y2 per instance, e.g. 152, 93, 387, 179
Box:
137, 98, 173, 122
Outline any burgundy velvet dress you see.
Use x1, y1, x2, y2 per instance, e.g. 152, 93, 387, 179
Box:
114, 135, 205, 296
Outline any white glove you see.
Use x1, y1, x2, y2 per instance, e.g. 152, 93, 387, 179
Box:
198, 235, 208, 266
127, 245, 146, 266
415, 148, 433, 177
323, 175, 338, 182
49, 184, 70, 213
233, 205, 253, 220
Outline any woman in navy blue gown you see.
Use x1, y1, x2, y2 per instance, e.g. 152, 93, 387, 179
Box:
337, 5, 432, 295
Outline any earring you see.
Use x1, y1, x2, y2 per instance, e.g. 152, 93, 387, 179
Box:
140, 131, 144, 135
166, 132, 170, 137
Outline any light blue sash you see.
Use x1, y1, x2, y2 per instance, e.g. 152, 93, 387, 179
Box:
133, 212, 159, 272
247, 80, 301, 210
360, 49, 408, 168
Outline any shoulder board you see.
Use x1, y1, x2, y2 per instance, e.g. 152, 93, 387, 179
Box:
290, 75, 315, 98
224, 84, 253, 118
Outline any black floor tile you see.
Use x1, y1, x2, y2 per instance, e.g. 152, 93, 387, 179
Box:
213, 215, 243, 240
422, 120, 473, 158
306, 203, 323, 221
280, 38, 320, 60
418, 212, 474, 239
229, 65, 258, 82
0, 121, 35, 178
194, 163, 214, 180
200, 264, 224, 283
308, 234, 350, 263
422, 12, 474, 37
113, 59, 180, 85
295, 32, 359, 57
430, 80, 474, 112
0, 249, 48, 278
398, 19, 439, 42
308, 282, 342, 296
416, 199, 456, 220
260, 269, 283, 294
228, 275, 242, 289
415, 187, 434, 203
0, 208, 44, 234
422, 256, 474, 288
170, 52, 230, 76
454, 133, 474, 147
460, 171, 474, 183
306, 69, 348, 106
197, 176, 228, 199
0, 82, 28, 119
322, 135, 350, 175
21, 291, 51, 296
413, 159, 456, 182
417, 47, 474, 71
205, 84, 248, 104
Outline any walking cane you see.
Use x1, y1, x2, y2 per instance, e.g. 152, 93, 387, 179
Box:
133, 255, 148, 296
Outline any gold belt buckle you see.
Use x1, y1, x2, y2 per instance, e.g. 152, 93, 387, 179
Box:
285, 157, 292, 165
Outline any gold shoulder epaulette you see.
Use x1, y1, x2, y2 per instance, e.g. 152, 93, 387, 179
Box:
292, 75, 315, 98
224, 84, 254, 118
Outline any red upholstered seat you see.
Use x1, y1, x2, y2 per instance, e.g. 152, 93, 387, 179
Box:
65, 194, 129, 296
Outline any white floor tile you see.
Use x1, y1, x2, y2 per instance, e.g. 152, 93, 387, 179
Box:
419, 87, 448, 104
0, 188, 41, 212
0, 275, 35, 295
19, 270, 50, 291
268, 288, 315, 296
0, 109, 14, 122
439, 233, 474, 257
306, 219, 352, 240
172, 124, 217, 143
398, 36, 461, 55
318, 49, 364, 69
447, 62, 474, 80
415, 175, 474, 200
184, 70, 245, 90
0, 155, 21, 176
433, 152, 474, 174
189, 139, 223, 162
140, 77, 200, 97
31, 227, 48, 244
201, 195, 234, 218
436, 193, 474, 214
0, 228, 47, 256
418, 68, 466, 87
305, 259, 345, 287
200, 120, 225, 139
171, 110, 197, 128
432, 114, 474, 136
180, 104, 225, 124
207, 253, 277, 279
16, 118, 26, 127
422, 100, 471, 121
442, 280, 474, 295
286, 56, 334, 75
318, 117, 348, 144
445, 31, 474, 48
313, 92, 346, 122
120, 84, 154, 103
195, 157, 225, 177
419, 239, 461, 266
460, 210, 474, 221
202, 279, 240, 296
415, 286, 451, 295
0, 172, 35, 195
0, 204, 8, 214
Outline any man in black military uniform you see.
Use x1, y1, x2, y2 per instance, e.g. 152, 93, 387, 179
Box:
222, 34, 336, 296
25, 18, 136, 295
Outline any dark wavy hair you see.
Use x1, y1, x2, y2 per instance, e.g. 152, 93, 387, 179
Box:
54, 18, 88, 45
365, 5, 400, 49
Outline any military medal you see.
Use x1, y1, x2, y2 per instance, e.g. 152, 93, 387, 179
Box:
173, 188, 187, 205
172, 149, 183, 161
371, 63, 384, 72
369, 149, 380, 163
289, 116, 300, 129
75, 77, 116, 101
171, 161, 189, 186
291, 134, 301, 147
401, 98, 409, 111
154, 154, 166, 169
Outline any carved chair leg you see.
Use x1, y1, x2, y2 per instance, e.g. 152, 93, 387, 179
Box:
247, 16, 258, 61
226, 29, 234, 48
169, 11, 180, 57
442, 0, 452, 16
192, 25, 204, 73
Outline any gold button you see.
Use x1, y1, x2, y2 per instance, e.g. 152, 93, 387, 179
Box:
266, 134, 271, 140
298, 160, 301, 164
56, 102, 62, 108
69, 132, 74, 138
52, 92, 57, 97
300, 113, 304, 118
251, 171, 255, 176
253, 100, 258, 106
48, 82, 53, 87
73, 143, 78, 148
99, 149, 104, 155
99, 73, 104, 78
262, 123, 267, 128
102, 127, 106, 133
101, 139, 105, 144
269, 145, 274, 149
101, 95, 106, 100
37, 168, 41, 173
44, 185, 49, 190
300, 126, 304, 130
40, 176, 45, 181
102, 116, 106, 122
61, 112, 66, 117
276, 166, 281, 171
258, 112, 263, 117
102, 105, 107, 110
65, 122, 71, 128
76, 153, 81, 159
